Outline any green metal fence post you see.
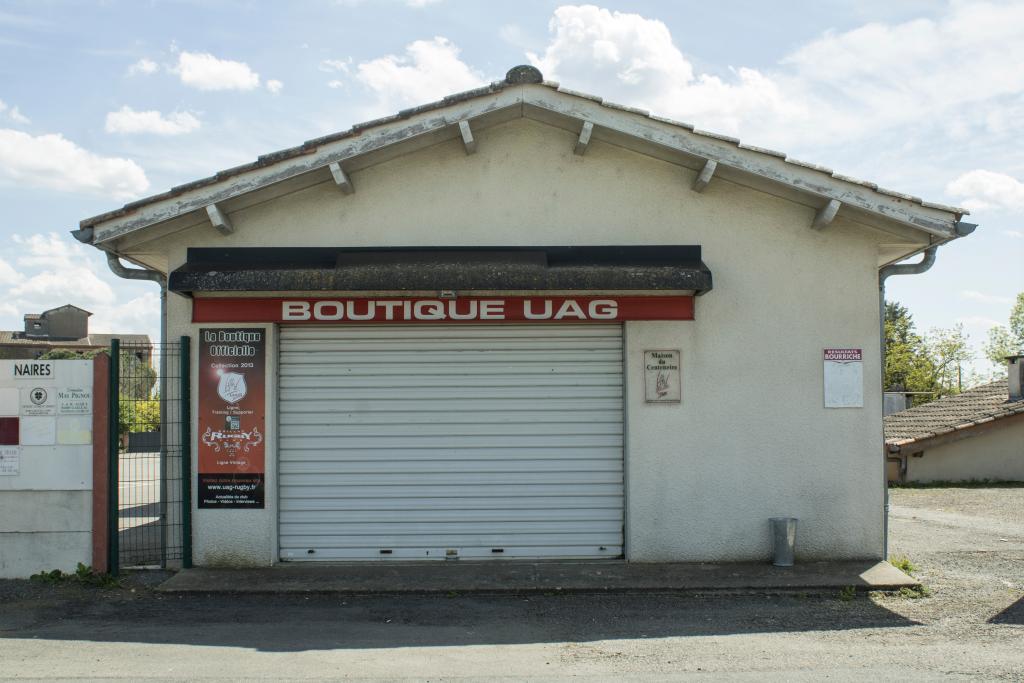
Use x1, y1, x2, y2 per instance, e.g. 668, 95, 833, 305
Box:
108, 340, 120, 576
180, 336, 193, 568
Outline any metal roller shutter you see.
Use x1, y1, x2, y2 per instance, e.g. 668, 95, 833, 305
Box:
278, 324, 624, 560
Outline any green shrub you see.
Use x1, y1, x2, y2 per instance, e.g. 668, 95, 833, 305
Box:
890, 556, 916, 575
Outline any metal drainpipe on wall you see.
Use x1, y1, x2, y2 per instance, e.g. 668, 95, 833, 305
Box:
878, 246, 937, 559
875, 220, 976, 558
104, 252, 170, 568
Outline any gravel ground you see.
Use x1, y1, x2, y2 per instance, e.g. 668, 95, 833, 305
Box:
0, 486, 1021, 681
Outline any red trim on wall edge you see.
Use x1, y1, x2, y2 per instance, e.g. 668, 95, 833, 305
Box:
91, 353, 110, 574
192, 295, 695, 324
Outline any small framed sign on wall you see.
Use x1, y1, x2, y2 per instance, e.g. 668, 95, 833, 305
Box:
824, 348, 864, 408
644, 350, 681, 403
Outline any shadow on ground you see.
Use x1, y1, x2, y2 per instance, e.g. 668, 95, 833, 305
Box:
990, 595, 1023, 625
0, 580, 922, 653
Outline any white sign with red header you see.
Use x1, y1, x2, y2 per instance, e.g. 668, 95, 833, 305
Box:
824, 348, 864, 408
192, 295, 696, 324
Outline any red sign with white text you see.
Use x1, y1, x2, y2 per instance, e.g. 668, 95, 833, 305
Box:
193, 296, 695, 324
197, 328, 265, 508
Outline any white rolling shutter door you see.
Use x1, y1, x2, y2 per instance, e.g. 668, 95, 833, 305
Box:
278, 324, 624, 560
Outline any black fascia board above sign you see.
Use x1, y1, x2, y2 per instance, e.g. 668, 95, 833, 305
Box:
168, 245, 713, 295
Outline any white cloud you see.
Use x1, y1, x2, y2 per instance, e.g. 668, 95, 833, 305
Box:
946, 169, 1024, 213
7, 106, 28, 124
327, 80, 345, 89
0, 256, 18, 286
174, 51, 260, 91
0, 233, 160, 344
320, 58, 352, 73
0, 128, 149, 199
128, 58, 158, 76
0, 99, 29, 125
499, 24, 531, 48
88, 291, 161, 338
105, 106, 201, 135
960, 290, 1014, 305
9, 234, 115, 308
406, 0, 442, 6
356, 37, 486, 112
1004, 230, 1024, 239
527, 5, 806, 137
266, 79, 283, 94
525, 3, 1024, 148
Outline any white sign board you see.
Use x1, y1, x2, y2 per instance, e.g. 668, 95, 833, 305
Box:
57, 388, 92, 415
644, 350, 682, 403
19, 416, 56, 445
824, 348, 864, 408
0, 446, 18, 475
21, 386, 56, 416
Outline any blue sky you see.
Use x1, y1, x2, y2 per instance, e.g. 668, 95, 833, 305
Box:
1, 0, 1021, 378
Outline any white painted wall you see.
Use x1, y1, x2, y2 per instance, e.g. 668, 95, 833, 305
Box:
906, 423, 1024, 483
0, 360, 93, 578
148, 118, 886, 565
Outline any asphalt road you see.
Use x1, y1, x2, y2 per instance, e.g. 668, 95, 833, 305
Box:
0, 486, 1021, 681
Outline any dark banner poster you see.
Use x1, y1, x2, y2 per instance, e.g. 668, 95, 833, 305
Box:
197, 328, 266, 508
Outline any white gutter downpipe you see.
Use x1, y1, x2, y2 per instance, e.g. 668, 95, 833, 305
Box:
105, 252, 171, 567
877, 246, 938, 559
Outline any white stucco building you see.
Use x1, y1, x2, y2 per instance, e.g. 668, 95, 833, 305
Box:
74, 66, 975, 567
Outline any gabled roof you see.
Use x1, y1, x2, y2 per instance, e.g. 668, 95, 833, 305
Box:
40, 304, 93, 317
75, 65, 970, 254
885, 380, 1024, 450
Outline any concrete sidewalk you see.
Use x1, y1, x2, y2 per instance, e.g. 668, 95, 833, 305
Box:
157, 559, 917, 595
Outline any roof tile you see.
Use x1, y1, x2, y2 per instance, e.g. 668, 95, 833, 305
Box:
884, 380, 1024, 446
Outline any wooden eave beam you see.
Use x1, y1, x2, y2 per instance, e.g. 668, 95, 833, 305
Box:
205, 203, 234, 235
692, 159, 717, 193
328, 162, 354, 195
458, 120, 476, 155
812, 199, 841, 230
574, 121, 594, 156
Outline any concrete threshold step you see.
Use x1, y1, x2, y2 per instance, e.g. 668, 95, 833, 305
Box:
157, 560, 918, 595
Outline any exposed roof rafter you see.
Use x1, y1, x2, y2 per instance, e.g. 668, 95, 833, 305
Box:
458, 120, 476, 155
205, 203, 234, 235
574, 121, 594, 156
812, 199, 842, 231
692, 159, 717, 193
328, 162, 354, 195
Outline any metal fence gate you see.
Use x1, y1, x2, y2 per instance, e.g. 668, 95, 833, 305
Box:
108, 337, 191, 573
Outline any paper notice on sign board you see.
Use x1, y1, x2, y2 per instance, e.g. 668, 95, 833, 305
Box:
824, 348, 863, 408
0, 446, 18, 475
197, 329, 266, 508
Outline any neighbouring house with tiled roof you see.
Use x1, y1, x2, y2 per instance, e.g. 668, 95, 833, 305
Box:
885, 356, 1024, 483
0, 304, 151, 362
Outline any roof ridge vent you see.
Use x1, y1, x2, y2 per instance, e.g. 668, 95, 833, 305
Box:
505, 65, 543, 84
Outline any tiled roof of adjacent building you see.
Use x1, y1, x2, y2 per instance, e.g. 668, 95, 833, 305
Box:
884, 379, 1024, 448
0, 331, 150, 346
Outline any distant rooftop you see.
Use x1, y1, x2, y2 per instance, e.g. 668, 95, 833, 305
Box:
885, 380, 1024, 448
